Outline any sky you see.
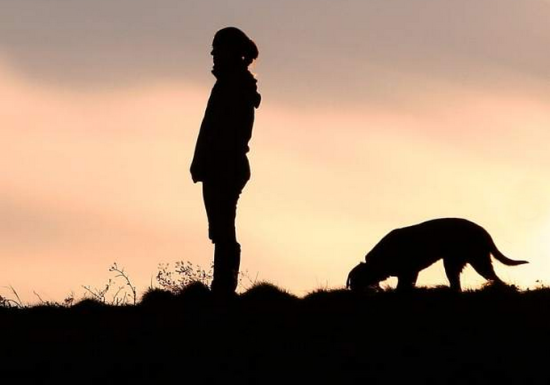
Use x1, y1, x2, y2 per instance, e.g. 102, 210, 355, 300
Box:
1, 0, 550, 302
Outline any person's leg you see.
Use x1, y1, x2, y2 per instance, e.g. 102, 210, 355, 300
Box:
202, 181, 220, 243
212, 241, 241, 295
206, 178, 246, 296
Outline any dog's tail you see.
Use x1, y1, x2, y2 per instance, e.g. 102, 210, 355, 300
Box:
489, 235, 528, 266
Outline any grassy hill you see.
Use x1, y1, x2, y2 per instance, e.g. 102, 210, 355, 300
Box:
1, 283, 549, 384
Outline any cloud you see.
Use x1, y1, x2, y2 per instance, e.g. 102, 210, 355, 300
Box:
0, 0, 548, 107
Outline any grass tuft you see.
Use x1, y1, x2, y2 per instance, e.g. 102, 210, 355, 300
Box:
240, 281, 298, 304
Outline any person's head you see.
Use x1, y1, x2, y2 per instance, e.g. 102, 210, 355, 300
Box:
211, 27, 258, 72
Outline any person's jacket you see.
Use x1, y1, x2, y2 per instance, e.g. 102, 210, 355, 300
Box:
191, 69, 261, 184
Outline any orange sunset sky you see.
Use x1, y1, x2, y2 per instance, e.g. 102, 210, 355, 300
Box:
1, 0, 550, 302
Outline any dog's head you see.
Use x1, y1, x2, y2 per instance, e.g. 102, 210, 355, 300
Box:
346, 262, 381, 292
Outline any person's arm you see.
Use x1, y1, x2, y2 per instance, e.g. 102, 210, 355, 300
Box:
190, 87, 218, 183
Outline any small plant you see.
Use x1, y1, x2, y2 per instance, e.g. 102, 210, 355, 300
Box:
155, 261, 257, 293
109, 263, 137, 305
32, 291, 60, 307
82, 263, 137, 305
0, 285, 25, 308
0, 294, 19, 308
156, 261, 213, 293
63, 292, 76, 307
82, 279, 113, 304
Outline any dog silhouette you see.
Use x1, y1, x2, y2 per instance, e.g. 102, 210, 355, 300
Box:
347, 218, 528, 292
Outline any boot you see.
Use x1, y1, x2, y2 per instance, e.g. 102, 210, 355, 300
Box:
211, 242, 241, 297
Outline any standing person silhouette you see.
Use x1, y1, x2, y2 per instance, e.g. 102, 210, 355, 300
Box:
191, 27, 261, 297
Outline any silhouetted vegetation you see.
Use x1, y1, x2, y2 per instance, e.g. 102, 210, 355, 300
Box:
1, 280, 550, 384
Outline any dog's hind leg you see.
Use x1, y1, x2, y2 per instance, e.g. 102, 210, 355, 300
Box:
469, 253, 504, 285
443, 258, 465, 292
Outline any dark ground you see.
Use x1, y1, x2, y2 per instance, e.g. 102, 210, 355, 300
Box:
1, 283, 549, 384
